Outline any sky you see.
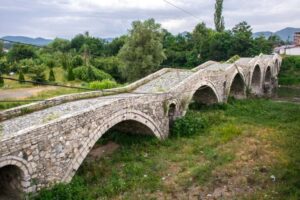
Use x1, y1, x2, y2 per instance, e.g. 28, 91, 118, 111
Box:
0, 0, 300, 39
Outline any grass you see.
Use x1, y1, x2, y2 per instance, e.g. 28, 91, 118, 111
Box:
31, 99, 300, 199
0, 88, 81, 110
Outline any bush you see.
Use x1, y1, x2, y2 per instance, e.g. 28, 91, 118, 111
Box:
91, 57, 124, 82
89, 80, 118, 90
171, 112, 208, 137
67, 67, 75, 81
0, 75, 3, 87
73, 65, 112, 82
71, 55, 83, 68
18, 71, 25, 84
48, 69, 55, 82
29, 64, 46, 83
279, 56, 300, 85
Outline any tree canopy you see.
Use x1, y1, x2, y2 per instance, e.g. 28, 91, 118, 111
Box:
118, 18, 166, 81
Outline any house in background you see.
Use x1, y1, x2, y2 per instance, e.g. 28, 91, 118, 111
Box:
275, 32, 300, 55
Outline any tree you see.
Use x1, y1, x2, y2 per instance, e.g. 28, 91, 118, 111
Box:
48, 69, 56, 82
67, 67, 75, 81
118, 18, 166, 81
48, 38, 71, 53
0, 41, 4, 57
229, 21, 253, 57
71, 55, 84, 68
214, 0, 225, 32
7, 44, 36, 62
29, 64, 46, 83
18, 71, 25, 84
104, 36, 126, 56
0, 76, 3, 87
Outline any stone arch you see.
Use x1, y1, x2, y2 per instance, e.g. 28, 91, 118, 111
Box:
62, 109, 163, 183
228, 73, 246, 99
191, 85, 219, 105
263, 66, 272, 94
168, 103, 176, 120
250, 65, 262, 94
0, 156, 33, 198
274, 59, 279, 75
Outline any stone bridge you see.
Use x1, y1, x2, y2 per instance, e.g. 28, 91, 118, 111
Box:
0, 54, 281, 197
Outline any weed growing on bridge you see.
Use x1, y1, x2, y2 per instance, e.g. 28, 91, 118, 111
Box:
32, 99, 300, 200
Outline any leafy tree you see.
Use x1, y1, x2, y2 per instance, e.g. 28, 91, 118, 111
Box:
7, 44, 36, 62
60, 53, 71, 70
214, 0, 225, 32
91, 57, 124, 82
0, 69, 4, 87
0, 41, 4, 57
229, 21, 253, 57
49, 38, 71, 53
192, 22, 212, 63
118, 18, 166, 81
251, 36, 272, 55
268, 35, 284, 47
208, 31, 232, 61
48, 68, 56, 82
104, 36, 126, 56
71, 55, 84, 68
73, 65, 112, 82
71, 34, 86, 51
29, 64, 46, 83
18, 71, 25, 84
67, 67, 75, 81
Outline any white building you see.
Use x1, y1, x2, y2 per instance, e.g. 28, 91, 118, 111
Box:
275, 45, 300, 56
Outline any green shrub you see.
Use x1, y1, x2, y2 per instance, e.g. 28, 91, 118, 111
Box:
89, 80, 118, 90
171, 112, 208, 137
73, 65, 112, 82
67, 67, 75, 81
226, 55, 240, 63
0, 74, 3, 87
48, 68, 55, 82
279, 56, 300, 85
18, 71, 25, 83
29, 64, 46, 83
71, 55, 83, 68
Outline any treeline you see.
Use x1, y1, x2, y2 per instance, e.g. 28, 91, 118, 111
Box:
0, 19, 283, 86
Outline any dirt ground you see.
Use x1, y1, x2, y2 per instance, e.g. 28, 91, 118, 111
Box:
0, 86, 58, 100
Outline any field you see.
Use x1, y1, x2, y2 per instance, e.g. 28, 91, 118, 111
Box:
32, 99, 300, 200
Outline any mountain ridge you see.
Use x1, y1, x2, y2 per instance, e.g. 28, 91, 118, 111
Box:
253, 27, 300, 42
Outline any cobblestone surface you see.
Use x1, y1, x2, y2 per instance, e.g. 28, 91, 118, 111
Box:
0, 94, 140, 137
134, 70, 193, 93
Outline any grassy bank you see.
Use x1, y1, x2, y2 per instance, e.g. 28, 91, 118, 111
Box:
32, 99, 300, 200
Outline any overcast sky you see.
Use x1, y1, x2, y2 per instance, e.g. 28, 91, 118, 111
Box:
1, 0, 299, 39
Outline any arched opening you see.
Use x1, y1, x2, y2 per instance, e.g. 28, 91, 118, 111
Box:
168, 103, 176, 121
189, 85, 219, 109
110, 120, 156, 136
74, 119, 159, 188
251, 65, 262, 93
265, 67, 272, 84
0, 165, 24, 200
229, 73, 245, 99
264, 67, 272, 94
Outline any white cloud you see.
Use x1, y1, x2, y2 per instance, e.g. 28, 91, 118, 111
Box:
0, 0, 299, 38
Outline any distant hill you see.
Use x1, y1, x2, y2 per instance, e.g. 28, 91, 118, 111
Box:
253, 27, 300, 42
1, 36, 53, 46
